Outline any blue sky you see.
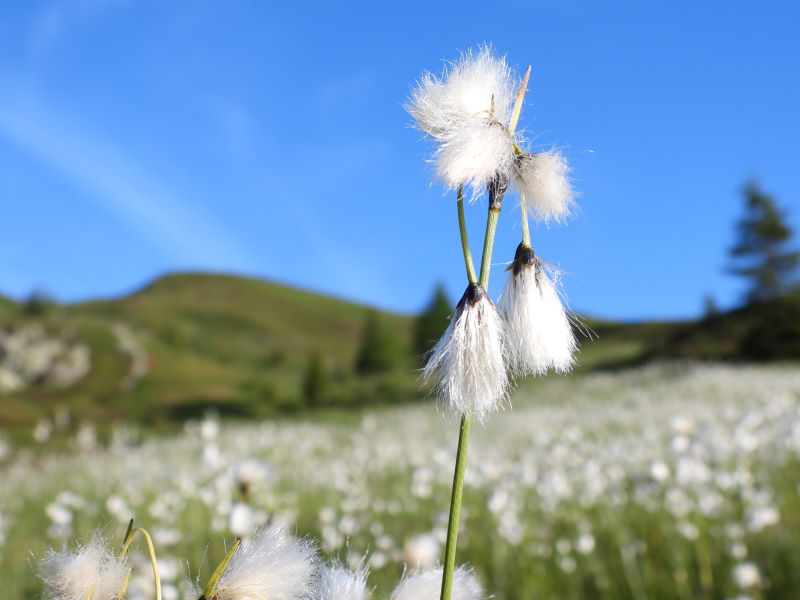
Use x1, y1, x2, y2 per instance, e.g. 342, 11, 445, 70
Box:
1, 1, 798, 320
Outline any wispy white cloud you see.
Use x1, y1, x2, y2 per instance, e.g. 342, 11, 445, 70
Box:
0, 88, 257, 271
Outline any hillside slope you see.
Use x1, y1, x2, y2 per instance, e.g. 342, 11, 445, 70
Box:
0, 273, 416, 431
1, 273, 796, 435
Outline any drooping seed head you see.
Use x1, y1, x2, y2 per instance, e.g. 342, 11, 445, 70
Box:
423, 283, 509, 421
500, 245, 577, 376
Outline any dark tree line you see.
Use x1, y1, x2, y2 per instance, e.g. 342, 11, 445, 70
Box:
301, 286, 453, 404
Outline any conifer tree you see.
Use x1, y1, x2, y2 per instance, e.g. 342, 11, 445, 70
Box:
413, 284, 452, 361
302, 352, 327, 406
729, 181, 799, 301
354, 310, 399, 374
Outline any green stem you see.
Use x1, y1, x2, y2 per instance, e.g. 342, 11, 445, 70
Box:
457, 185, 477, 284
202, 538, 242, 599
440, 187, 483, 599
478, 207, 501, 288
441, 179, 506, 600
120, 527, 161, 600
440, 66, 530, 600
439, 415, 473, 600
84, 581, 97, 600
117, 569, 132, 600
138, 528, 162, 600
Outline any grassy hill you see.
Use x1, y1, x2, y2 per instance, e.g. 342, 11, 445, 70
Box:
0, 273, 797, 437
0, 273, 416, 433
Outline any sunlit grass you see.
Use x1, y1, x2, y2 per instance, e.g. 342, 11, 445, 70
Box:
2, 363, 799, 598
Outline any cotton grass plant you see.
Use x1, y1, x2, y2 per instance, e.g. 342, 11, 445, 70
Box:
35, 45, 580, 600
407, 45, 577, 599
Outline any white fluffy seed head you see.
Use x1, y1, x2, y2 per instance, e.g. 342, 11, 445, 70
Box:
318, 563, 369, 600
213, 524, 319, 600
390, 566, 483, 600
435, 121, 516, 194
423, 284, 509, 421
514, 151, 575, 223
41, 535, 129, 600
406, 46, 519, 197
500, 248, 577, 376
406, 45, 516, 140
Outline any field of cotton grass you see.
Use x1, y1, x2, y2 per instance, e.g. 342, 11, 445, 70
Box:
1, 363, 799, 598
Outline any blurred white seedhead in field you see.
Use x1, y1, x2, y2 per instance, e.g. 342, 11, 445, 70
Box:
513, 150, 575, 223
318, 563, 369, 600
234, 458, 271, 498
199, 415, 221, 442
404, 532, 440, 569
207, 524, 318, 600
406, 46, 518, 196
228, 502, 255, 537
500, 245, 576, 376
34, 418, 53, 443
41, 535, 129, 600
733, 562, 762, 588
423, 283, 508, 421
46, 502, 74, 528
390, 566, 483, 600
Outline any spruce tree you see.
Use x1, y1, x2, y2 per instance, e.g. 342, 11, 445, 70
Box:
302, 352, 327, 406
729, 181, 799, 302
414, 284, 452, 361
354, 310, 399, 374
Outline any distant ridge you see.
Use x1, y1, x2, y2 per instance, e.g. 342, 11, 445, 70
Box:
0, 272, 797, 435
0, 272, 414, 432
